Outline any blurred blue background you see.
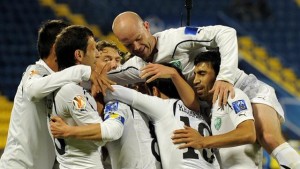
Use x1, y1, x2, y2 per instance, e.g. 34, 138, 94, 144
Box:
0, 0, 299, 168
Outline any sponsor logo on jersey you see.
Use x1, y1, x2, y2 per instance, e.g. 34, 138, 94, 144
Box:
104, 101, 119, 113
72, 95, 87, 111
214, 117, 222, 130
184, 27, 199, 35
232, 100, 247, 114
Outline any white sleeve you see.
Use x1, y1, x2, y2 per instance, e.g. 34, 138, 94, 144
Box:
100, 101, 128, 143
107, 56, 146, 85
180, 25, 238, 84
227, 88, 254, 128
23, 64, 91, 102
105, 85, 170, 121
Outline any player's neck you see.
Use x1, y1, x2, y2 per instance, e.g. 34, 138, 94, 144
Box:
43, 54, 58, 72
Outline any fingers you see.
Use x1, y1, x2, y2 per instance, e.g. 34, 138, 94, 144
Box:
172, 137, 189, 144
222, 88, 229, 106
173, 128, 189, 134
178, 143, 193, 149
209, 85, 219, 105
51, 116, 61, 122
229, 86, 235, 99
140, 65, 157, 80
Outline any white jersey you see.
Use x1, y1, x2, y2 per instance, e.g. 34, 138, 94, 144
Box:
50, 82, 104, 169
105, 85, 220, 169
108, 25, 238, 84
0, 60, 91, 169
211, 88, 262, 169
108, 26, 284, 122
103, 101, 160, 169
234, 69, 285, 122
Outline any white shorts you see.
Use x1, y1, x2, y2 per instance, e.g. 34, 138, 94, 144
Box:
235, 73, 285, 123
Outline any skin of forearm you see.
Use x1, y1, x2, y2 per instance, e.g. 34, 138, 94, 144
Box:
68, 124, 102, 141
203, 120, 256, 148
171, 71, 200, 112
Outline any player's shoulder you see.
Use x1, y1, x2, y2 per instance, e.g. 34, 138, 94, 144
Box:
230, 88, 249, 101
105, 100, 131, 112
57, 83, 83, 97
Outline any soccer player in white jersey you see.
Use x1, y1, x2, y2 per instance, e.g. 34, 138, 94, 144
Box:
111, 11, 300, 168
0, 20, 113, 169
49, 48, 160, 168
105, 64, 220, 169
50, 25, 159, 169
164, 51, 260, 168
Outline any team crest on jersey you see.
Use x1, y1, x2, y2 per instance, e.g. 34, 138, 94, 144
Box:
214, 117, 222, 130
184, 27, 199, 35
29, 70, 39, 77
169, 60, 183, 70
72, 95, 87, 111
232, 100, 247, 114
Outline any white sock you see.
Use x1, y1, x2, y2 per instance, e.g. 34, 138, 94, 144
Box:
271, 142, 300, 169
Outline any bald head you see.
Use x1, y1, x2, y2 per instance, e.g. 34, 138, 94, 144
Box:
112, 11, 156, 61
112, 11, 143, 34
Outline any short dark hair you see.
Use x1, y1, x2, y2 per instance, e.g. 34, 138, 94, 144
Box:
55, 25, 94, 70
146, 63, 185, 99
194, 51, 221, 75
37, 20, 70, 59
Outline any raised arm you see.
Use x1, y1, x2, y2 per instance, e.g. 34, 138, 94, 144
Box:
140, 63, 200, 112
105, 85, 172, 121
107, 56, 146, 85
24, 63, 115, 101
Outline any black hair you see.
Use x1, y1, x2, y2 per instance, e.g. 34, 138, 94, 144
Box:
37, 20, 70, 59
146, 63, 185, 99
55, 25, 94, 70
194, 50, 221, 75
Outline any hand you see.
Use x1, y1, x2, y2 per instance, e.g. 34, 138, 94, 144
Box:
172, 126, 205, 149
50, 116, 71, 138
209, 80, 234, 106
91, 63, 116, 96
140, 63, 176, 83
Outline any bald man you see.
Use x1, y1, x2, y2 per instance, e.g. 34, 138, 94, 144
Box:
111, 11, 300, 169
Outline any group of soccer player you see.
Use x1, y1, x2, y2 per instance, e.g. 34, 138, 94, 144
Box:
1, 11, 300, 169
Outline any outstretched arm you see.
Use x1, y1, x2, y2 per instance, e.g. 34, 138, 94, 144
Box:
24, 63, 115, 101
50, 115, 124, 142
50, 116, 102, 141
172, 120, 256, 149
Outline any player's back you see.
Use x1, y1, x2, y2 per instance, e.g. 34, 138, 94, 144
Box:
104, 101, 160, 169
51, 83, 104, 169
153, 99, 219, 169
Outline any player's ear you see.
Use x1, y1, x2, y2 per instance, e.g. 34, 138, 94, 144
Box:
143, 21, 150, 31
152, 86, 160, 97
74, 49, 84, 63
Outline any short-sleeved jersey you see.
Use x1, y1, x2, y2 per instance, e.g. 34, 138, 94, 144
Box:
0, 60, 91, 169
103, 101, 160, 169
108, 25, 238, 84
50, 83, 104, 169
210, 88, 262, 169
105, 85, 220, 169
